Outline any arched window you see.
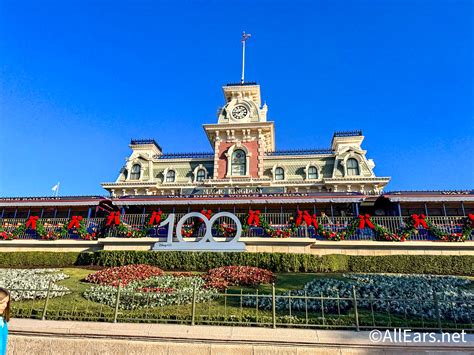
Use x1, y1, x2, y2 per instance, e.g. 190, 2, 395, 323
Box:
275, 167, 285, 180
347, 158, 360, 176
196, 169, 206, 182
308, 166, 318, 179
130, 164, 141, 180
231, 149, 246, 176
166, 170, 176, 183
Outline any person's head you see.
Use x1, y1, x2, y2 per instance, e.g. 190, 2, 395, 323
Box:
0, 288, 11, 322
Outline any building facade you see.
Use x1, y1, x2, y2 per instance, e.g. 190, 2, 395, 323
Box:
101, 82, 390, 197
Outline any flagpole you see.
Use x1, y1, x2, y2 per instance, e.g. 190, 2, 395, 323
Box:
241, 32, 251, 85
56, 182, 60, 197
241, 37, 246, 84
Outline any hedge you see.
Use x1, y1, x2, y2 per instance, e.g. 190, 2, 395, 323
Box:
0, 251, 472, 275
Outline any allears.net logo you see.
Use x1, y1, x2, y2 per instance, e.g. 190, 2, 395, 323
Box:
369, 329, 468, 344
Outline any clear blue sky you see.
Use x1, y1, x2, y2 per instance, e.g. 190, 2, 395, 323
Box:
0, 0, 472, 196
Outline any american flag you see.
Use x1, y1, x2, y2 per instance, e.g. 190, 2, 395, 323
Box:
241, 32, 251, 43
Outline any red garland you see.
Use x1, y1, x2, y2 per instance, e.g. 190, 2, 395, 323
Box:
247, 210, 261, 227
106, 211, 121, 226
25, 216, 39, 230
358, 214, 375, 229
412, 214, 429, 229
148, 211, 162, 225
468, 213, 474, 228
68, 215, 83, 229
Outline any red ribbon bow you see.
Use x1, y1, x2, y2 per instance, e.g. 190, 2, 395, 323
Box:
200, 209, 212, 220
25, 216, 39, 230
468, 213, 474, 227
412, 214, 429, 229
148, 211, 162, 225
295, 211, 303, 226
311, 214, 319, 229
247, 210, 261, 227
296, 210, 313, 227
358, 214, 375, 229
68, 216, 83, 229
106, 211, 121, 226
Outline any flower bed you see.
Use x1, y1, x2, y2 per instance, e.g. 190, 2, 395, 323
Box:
84, 275, 218, 310
202, 266, 275, 290
0, 268, 70, 300
85, 264, 164, 287
243, 274, 472, 322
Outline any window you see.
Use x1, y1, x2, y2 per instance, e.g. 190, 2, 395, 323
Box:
346, 158, 360, 176
231, 149, 246, 176
130, 164, 141, 180
275, 167, 284, 180
166, 170, 176, 183
308, 166, 318, 179
196, 169, 206, 182
123, 169, 128, 180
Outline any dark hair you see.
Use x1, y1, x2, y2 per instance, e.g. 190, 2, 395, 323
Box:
0, 288, 11, 322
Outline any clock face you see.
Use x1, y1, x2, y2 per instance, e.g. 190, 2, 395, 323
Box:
231, 105, 248, 119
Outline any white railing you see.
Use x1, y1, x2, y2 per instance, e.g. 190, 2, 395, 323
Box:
0, 215, 470, 241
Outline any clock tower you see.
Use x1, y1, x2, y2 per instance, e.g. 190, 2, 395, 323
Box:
203, 82, 275, 181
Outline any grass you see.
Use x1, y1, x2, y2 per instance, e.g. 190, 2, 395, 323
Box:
8, 267, 473, 331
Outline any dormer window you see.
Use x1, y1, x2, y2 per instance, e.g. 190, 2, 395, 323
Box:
275, 167, 285, 180
347, 158, 360, 176
308, 166, 318, 179
196, 169, 206, 182
130, 164, 141, 180
166, 170, 176, 183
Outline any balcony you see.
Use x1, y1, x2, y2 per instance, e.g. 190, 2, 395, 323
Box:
1, 214, 472, 241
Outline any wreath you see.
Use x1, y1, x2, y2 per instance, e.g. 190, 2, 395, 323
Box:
66, 216, 97, 240
99, 212, 129, 237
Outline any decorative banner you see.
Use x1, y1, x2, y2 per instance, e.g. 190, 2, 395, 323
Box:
106, 211, 121, 226
148, 211, 162, 225
247, 210, 260, 227
152, 212, 245, 252
68, 216, 83, 229
412, 214, 429, 229
25, 216, 39, 230
358, 214, 375, 229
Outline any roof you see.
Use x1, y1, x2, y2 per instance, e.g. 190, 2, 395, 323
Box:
382, 190, 474, 202
130, 139, 162, 151
332, 130, 363, 138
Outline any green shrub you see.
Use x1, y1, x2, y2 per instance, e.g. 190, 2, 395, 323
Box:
0, 252, 83, 268
0, 251, 472, 275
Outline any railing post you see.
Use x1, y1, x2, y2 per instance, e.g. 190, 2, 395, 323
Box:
433, 290, 442, 332
41, 280, 52, 320
113, 285, 121, 323
352, 286, 360, 331
272, 283, 276, 329
191, 282, 197, 326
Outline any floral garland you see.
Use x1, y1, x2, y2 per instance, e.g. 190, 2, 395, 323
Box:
12, 216, 48, 239
242, 210, 278, 237
403, 214, 471, 242
99, 211, 129, 237
66, 216, 97, 240
0, 225, 15, 240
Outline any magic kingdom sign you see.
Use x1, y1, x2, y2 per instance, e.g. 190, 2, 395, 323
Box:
151, 212, 246, 252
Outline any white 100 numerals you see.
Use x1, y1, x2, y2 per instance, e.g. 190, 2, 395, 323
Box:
157, 212, 242, 244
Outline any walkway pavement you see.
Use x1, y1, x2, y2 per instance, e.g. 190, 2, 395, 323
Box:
7, 318, 474, 354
